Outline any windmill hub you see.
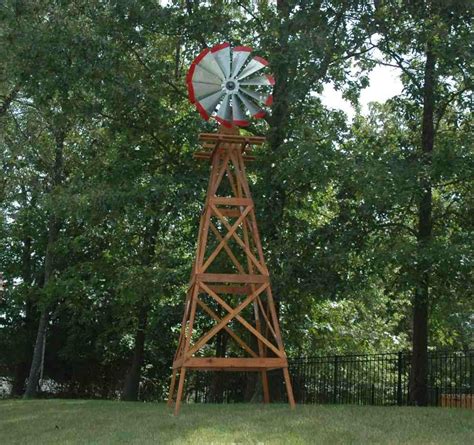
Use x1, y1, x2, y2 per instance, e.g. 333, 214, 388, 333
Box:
224, 80, 238, 92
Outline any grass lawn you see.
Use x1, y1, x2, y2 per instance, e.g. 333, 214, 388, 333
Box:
1, 400, 473, 444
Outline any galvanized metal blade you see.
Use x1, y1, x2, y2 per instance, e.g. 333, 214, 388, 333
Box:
237, 56, 268, 81
199, 51, 225, 80
231, 47, 251, 78
212, 44, 231, 79
193, 81, 223, 99
192, 64, 222, 85
237, 91, 262, 117
199, 90, 225, 115
231, 94, 249, 125
239, 86, 266, 105
216, 93, 232, 123
239, 74, 275, 86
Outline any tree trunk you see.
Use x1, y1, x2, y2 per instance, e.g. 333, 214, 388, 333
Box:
24, 131, 64, 398
11, 363, 29, 396
410, 44, 436, 406
265, 0, 290, 229
23, 310, 48, 398
121, 220, 158, 401
11, 304, 36, 396
11, 231, 34, 396
122, 304, 149, 401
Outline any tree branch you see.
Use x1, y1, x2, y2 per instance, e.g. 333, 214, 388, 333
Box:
0, 83, 22, 116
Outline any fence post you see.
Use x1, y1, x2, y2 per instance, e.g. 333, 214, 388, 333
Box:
333, 355, 338, 404
397, 351, 403, 406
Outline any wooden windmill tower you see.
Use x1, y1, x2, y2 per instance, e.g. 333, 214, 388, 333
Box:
168, 43, 295, 415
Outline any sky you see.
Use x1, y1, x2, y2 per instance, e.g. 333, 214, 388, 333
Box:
320, 64, 404, 119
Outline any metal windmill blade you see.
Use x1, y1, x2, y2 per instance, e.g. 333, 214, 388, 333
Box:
187, 43, 274, 127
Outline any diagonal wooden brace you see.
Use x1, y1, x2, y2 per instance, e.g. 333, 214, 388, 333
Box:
200, 282, 283, 358
196, 297, 258, 358
211, 204, 267, 276
202, 204, 252, 272
186, 282, 268, 357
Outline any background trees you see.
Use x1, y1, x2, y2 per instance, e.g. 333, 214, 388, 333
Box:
1, 0, 472, 402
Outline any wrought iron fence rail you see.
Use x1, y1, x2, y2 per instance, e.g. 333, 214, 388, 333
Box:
189, 350, 473, 406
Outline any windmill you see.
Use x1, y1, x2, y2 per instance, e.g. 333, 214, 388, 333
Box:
168, 43, 295, 415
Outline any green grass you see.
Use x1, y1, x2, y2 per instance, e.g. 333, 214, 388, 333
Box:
1, 400, 473, 444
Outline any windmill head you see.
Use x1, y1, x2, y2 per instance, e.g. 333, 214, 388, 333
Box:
186, 43, 274, 128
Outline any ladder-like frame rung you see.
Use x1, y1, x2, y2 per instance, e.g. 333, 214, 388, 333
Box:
177, 357, 288, 371
198, 133, 266, 145
194, 151, 255, 162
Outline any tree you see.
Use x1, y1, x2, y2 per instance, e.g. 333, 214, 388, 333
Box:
370, 0, 473, 405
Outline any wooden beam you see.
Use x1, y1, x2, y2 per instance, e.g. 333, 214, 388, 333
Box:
198, 133, 266, 145
200, 282, 283, 358
174, 368, 186, 416
210, 197, 253, 206
183, 357, 287, 369
196, 273, 269, 283
211, 204, 267, 275
196, 297, 258, 358
186, 283, 268, 357
202, 205, 252, 272
194, 152, 255, 162
256, 295, 278, 340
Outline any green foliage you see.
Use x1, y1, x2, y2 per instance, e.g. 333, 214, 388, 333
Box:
0, 0, 472, 398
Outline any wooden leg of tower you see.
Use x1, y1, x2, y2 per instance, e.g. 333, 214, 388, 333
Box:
167, 369, 177, 407
174, 367, 187, 416
255, 302, 270, 404
260, 313, 270, 404
283, 367, 296, 409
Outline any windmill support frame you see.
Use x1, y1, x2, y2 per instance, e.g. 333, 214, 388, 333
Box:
168, 127, 295, 415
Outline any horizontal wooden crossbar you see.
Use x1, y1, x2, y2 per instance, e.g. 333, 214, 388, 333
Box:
196, 273, 269, 283
210, 197, 253, 206
198, 133, 266, 146
194, 151, 256, 162
202, 143, 256, 155
174, 357, 288, 371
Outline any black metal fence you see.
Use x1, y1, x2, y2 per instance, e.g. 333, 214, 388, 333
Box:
188, 350, 473, 406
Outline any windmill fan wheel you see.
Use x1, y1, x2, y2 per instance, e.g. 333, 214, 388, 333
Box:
186, 43, 274, 127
